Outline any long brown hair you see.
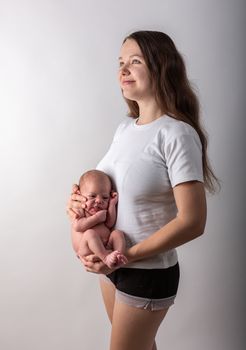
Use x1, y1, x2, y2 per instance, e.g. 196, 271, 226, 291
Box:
122, 30, 220, 194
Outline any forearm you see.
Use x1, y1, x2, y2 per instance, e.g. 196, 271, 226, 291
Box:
126, 216, 205, 263
72, 215, 101, 232
105, 206, 116, 228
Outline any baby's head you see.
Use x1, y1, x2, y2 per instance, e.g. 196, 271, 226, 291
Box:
79, 170, 112, 214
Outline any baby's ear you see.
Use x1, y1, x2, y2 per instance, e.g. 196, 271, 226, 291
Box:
110, 191, 117, 198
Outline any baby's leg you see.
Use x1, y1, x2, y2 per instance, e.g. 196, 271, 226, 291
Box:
104, 230, 128, 267
71, 229, 83, 254
78, 229, 112, 265
107, 229, 126, 252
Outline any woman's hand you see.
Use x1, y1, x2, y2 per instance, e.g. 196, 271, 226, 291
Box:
66, 184, 87, 221
79, 254, 116, 275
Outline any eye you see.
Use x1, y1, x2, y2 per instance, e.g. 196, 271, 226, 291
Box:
132, 58, 141, 64
88, 194, 96, 199
103, 196, 109, 200
119, 61, 124, 68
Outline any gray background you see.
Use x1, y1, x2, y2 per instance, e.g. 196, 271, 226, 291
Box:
0, 0, 245, 349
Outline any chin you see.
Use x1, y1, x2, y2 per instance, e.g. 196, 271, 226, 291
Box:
122, 92, 138, 101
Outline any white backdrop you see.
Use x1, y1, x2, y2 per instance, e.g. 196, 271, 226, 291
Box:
0, 0, 245, 349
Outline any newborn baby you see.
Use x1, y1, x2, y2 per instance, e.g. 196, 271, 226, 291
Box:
71, 169, 127, 268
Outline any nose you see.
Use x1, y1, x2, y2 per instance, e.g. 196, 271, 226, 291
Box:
119, 62, 130, 76
95, 196, 103, 204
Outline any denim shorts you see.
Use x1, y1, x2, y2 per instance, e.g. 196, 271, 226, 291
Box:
100, 263, 180, 311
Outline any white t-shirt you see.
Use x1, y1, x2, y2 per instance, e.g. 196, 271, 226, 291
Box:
97, 115, 204, 269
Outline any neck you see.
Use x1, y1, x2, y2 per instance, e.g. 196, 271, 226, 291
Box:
137, 99, 163, 125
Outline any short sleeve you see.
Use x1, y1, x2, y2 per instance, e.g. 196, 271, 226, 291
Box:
164, 130, 204, 188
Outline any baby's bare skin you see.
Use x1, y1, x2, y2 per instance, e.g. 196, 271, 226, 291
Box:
71, 170, 127, 268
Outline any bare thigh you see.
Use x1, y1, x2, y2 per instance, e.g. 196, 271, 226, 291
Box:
79, 228, 109, 257
99, 277, 116, 323
100, 278, 168, 350
110, 302, 168, 350
107, 230, 126, 252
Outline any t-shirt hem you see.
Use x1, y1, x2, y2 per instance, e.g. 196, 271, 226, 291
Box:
123, 259, 179, 270
171, 174, 204, 188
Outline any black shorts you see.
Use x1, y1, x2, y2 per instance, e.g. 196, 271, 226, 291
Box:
106, 262, 180, 299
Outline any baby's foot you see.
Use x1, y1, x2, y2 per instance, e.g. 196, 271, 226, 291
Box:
117, 254, 128, 265
104, 250, 128, 269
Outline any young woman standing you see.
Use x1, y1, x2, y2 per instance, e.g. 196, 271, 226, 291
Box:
67, 30, 219, 350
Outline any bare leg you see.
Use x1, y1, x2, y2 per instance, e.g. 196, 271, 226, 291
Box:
110, 301, 169, 350
99, 278, 116, 323
78, 230, 124, 268
107, 230, 126, 252
78, 229, 111, 263
100, 278, 159, 350
71, 229, 83, 253
106, 230, 128, 266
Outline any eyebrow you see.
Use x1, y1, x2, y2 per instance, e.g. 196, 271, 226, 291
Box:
87, 192, 109, 196
118, 54, 143, 60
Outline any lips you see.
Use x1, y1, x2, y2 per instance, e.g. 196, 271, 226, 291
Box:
122, 80, 135, 85
90, 207, 101, 213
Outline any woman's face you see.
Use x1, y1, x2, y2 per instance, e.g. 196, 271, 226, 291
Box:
118, 39, 153, 102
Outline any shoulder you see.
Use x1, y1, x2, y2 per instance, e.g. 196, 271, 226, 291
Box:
157, 115, 202, 152
112, 117, 133, 141
158, 116, 204, 187
159, 115, 199, 141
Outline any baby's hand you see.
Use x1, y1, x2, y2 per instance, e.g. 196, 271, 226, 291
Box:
110, 191, 118, 205
95, 209, 107, 222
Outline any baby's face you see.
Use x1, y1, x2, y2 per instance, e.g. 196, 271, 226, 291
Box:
80, 178, 111, 215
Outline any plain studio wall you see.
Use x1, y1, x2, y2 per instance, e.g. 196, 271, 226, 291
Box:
0, 0, 245, 349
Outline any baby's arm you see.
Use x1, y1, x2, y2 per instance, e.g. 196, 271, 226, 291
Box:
105, 192, 118, 229
72, 210, 107, 232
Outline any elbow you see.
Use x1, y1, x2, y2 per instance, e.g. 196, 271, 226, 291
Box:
178, 213, 206, 239
105, 221, 113, 229
181, 217, 206, 240
192, 220, 206, 238
72, 220, 80, 232
72, 222, 77, 231
189, 210, 207, 239
195, 227, 205, 238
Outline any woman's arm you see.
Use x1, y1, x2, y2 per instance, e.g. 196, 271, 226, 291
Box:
80, 181, 206, 273
126, 181, 207, 263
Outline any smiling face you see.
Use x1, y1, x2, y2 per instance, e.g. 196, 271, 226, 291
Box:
79, 175, 111, 215
118, 39, 153, 102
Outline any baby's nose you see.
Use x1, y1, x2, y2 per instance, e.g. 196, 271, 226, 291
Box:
95, 196, 103, 203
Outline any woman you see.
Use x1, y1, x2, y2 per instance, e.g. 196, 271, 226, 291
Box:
67, 31, 219, 350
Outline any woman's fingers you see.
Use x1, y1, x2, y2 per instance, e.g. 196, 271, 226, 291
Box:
66, 198, 81, 213
72, 184, 79, 193
85, 262, 106, 274
80, 258, 99, 273
81, 258, 113, 274
66, 199, 85, 221
71, 193, 87, 210
71, 193, 87, 203
67, 208, 79, 220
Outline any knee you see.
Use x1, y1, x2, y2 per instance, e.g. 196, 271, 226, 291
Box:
111, 229, 124, 237
83, 229, 97, 240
